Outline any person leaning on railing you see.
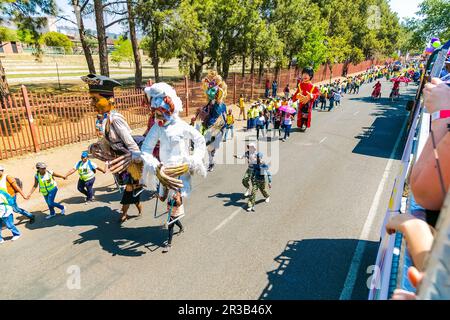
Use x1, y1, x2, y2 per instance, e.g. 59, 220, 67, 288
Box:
411, 78, 450, 214
385, 78, 450, 273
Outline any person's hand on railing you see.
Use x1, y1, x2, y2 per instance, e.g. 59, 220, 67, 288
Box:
423, 78, 450, 113
391, 266, 424, 300
386, 213, 434, 272
385, 213, 415, 235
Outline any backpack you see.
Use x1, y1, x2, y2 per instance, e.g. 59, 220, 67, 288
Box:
76, 160, 96, 173
15, 178, 23, 190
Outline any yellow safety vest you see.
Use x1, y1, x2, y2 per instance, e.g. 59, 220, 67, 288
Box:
226, 114, 234, 125
76, 160, 96, 182
0, 175, 9, 205
239, 98, 244, 108
36, 171, 57, 196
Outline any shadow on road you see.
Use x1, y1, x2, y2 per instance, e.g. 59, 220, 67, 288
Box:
209, 192, 247, 208
259, 238, 379, 300
25, 189, 166, 257
350, 86, 417, 160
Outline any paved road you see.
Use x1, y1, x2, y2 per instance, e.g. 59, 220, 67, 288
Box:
0, 80, 416, 299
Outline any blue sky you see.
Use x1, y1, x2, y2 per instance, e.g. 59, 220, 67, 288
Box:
55, 0, 422, 33
389, 0, 421, 19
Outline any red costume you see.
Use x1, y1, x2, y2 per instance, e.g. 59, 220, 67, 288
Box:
371, 82, 382, 98
291, 81, 320, 128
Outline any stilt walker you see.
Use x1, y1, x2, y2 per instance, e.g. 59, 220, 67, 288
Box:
192, 71, 228, 172
291, 67, 320, 132
138, 83, 207, 252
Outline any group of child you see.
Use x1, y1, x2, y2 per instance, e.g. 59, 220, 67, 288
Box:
0, 152, 109, 243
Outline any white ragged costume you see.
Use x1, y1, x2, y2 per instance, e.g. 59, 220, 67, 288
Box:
139, 83, 207, 197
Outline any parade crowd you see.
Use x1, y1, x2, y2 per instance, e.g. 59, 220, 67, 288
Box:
0, 62, 422, 254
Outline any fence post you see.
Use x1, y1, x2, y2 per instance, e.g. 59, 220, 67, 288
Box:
21, 85, 40, 153
233, 73, 237, 105
288, 68, 291, 88
184, 75, 189, 117
250, 74, 254, 100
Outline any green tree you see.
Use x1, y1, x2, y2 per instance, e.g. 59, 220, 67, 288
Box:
40, 31, 73, 53
0, 27, 18, 43
137, 0, 179, 82
405, 0, 450, 51
175, 0, 213, 81
111, 36, 134, 67
0, 0, 57, 98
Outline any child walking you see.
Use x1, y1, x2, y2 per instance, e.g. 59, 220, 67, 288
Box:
159, 188, 185, 253
247, 153, 272, 212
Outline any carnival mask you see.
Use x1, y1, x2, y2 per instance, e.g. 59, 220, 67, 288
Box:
206, 86, 218, 101
151, 96, 175, 127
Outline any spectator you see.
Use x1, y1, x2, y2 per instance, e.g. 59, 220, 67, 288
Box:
64, 151, 107, 203
223, 109, 235, 141
256, 112, 266, 140
386, 213, 434, 271
319, 90, 327, 111
284, 84, 290, 99
95, 114, 105, 137
334, 89, 342, 107
410, 78, 450, 214
265, 79, 270, 98
272, 80, 278, 97
0, 165, 34, 223
26, 162, 66, 220
238, 94, 246, 120
281, 112, 294, 142
0, 189, 21, 243
272, 108, 282, 138
328, 89, 335, 112
263, 108, 270, 133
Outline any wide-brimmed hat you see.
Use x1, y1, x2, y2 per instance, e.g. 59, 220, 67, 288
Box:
81, 74, 122, 96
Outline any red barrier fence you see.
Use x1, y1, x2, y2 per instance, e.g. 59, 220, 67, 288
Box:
0, 59, 384, 159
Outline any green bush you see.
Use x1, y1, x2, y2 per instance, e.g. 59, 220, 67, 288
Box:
40, 31, 73, 54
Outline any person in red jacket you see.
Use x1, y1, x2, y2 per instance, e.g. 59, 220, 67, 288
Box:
291, 67, 320, 131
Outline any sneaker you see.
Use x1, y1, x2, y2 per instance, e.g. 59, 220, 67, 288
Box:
11, 235, 21, 241
46, 214, 56, 220
0, 239, 5, 244
244, 189, 250, 197
60, 207, 66, 216
247, 206, 254, 212
207, 164, 215, 172
29, 215, 35, 224
162, 244, 171, 253
178, 227, 185, 235
265, 197, 270, 203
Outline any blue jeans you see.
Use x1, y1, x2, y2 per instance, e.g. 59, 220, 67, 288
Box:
1, 214, 21, 240
43, 187, 64, 215
283, 124, 292, 139
11, 195, 33, 218
77, 177, 95, 201
256, 125, 265, 139
223, 125, 234, 140
328, 99, 335, 111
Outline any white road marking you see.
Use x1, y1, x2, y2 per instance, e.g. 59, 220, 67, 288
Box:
209, 207, 243, 235
319, 137, 327, 144
353, 111, 360, 116
339, 116, 408, 300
